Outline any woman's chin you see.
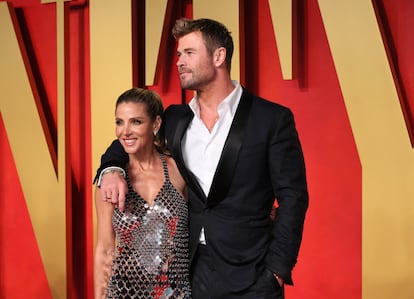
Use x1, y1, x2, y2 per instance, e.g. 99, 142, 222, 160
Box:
122, 146, 137, 155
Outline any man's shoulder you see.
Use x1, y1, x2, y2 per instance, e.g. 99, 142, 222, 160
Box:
163, 104, 193, 129
165, 104, 191, 116
242, 89, 291, 114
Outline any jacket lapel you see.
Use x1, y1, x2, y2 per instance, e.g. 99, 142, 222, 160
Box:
169, 107, 207, 202
207, 91, 253, 207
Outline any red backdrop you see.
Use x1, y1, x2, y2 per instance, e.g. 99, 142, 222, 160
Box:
1, 0, 413, 298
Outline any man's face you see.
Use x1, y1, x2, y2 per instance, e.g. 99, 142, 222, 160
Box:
176, 31, 216, 91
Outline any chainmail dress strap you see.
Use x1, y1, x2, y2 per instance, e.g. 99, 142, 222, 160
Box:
106, 153, 191, 298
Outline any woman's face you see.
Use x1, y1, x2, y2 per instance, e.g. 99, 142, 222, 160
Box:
115, 101, 160, 155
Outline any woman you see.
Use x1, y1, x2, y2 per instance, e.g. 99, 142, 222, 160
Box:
94, 88, 191, 298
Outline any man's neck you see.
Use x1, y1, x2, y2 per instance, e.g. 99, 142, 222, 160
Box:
196, 78, 236, 132
197, 78, 235, 109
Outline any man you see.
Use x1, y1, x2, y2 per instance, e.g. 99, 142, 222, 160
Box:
96, 18, 308, 299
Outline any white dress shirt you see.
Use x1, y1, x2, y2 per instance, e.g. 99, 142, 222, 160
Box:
182, 81, 242, 244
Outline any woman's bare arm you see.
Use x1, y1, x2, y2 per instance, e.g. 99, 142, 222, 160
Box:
93, 186, 116, 299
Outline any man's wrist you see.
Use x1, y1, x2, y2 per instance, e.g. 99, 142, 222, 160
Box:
96, 166, 126, 187
274, 273, 284, 287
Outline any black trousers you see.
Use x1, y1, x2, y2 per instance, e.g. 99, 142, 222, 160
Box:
191, 244, 284, 299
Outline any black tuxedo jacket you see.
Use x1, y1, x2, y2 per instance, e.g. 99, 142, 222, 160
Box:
98, 89, 308, 293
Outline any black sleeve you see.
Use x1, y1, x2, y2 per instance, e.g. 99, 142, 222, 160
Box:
93, 139, 129, 183
265, 108, 308, 285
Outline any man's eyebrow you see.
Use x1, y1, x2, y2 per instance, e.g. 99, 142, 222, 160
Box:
180, 47, 197, 53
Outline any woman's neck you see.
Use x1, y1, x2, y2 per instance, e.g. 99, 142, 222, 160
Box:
129, 147, 159, 172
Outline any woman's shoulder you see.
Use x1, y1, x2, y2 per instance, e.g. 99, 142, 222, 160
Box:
164, 154, 179, 171
164, 155, 186, 197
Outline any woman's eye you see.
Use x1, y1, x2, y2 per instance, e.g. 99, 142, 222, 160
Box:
115, 119, 122, 125
133, 119, 141, 125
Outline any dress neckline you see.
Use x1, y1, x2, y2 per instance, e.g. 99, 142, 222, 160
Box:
127, 153, 169, 207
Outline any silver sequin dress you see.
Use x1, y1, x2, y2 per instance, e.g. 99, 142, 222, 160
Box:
106, 154, 191, 298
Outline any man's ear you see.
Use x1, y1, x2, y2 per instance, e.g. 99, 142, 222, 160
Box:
214, 47, 227, 68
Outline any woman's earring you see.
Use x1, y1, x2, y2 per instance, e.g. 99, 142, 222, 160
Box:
153, 130, 158, 136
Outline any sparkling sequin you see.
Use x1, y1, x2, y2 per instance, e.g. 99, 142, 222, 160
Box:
106, 154, 190, 298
